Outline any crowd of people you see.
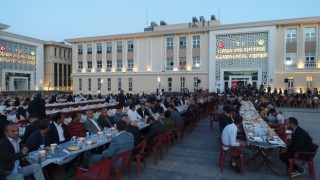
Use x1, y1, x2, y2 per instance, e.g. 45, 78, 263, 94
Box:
0, 90, 215, 180
218, 94, 315, 178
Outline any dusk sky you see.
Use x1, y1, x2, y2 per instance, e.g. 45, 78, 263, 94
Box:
1, 0, 320, 42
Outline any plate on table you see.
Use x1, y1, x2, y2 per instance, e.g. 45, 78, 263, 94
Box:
254, 137, 263, 142
67, 146, 80, 151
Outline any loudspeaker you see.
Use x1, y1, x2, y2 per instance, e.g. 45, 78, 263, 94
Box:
284, 78, 288, 83
197, 79, 201, 83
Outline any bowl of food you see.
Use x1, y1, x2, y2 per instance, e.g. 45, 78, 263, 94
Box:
67, 146, 80, 151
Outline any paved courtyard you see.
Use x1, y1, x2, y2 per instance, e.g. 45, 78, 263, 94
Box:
58, 107, 320, 180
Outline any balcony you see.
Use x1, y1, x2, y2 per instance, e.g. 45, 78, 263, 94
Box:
304, 62, 317, 70
165, 66, 173, 71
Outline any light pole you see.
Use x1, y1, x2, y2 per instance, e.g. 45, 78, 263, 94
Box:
157, 76, 161, 95
99, 79, 103, 94
39, 79, 43, 97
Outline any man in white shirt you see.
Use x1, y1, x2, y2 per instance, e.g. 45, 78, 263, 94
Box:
83, 110, 102, 133
127, 104, 141, 121
47, 112, 70, 144
267, 108, 284, 128
221, 116, 249, 173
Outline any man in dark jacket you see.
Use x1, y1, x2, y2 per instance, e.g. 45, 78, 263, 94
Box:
279, 117, 314, 177
26, 119, 51, 152
46, 112, 70, 145
0, 106, 9, 140
27, 93, 46, 119
219, 105, 234, 132
118, 90, 126, 108
136, 103, 151, 119
96, 108, 113, 129
145, 116, 165, 146
0, 124, 44, 179
21, 116, 39, 144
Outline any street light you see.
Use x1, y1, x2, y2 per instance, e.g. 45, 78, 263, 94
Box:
39, 79, 43, 97
157, 76, 162, 95
99, 79, 104, 94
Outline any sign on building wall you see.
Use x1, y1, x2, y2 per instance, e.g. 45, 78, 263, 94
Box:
215, 32, 268, 61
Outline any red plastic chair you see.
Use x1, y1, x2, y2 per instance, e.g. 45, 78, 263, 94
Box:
135, 139, 147, 176
163, 129, 173, 153
217, 137, 244, 175
76, 158, 114, 180
177, 118, 185, 143
113, 150, 133, 180
288, 144, 319, 180
146, 133, 164, 165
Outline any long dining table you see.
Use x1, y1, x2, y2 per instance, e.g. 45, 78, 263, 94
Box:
239, 100, 286, 175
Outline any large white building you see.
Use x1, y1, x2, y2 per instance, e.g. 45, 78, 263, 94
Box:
66, 16, 320, 95
0, 23, 72, 92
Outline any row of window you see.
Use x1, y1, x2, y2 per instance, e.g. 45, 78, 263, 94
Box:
286, 27, 316, 43
54, 48, 71, 59
286, 76, 313, 90
77, 35, 201, 55
53, 63, 72, 87
78, 56, 201, 71
78, 77, 199, 92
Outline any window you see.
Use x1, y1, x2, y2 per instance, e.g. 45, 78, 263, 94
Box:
307, 76, 313, 88
88, 78, 91, 91
79, 79, 82, 91
192, 56, 200, 69
305, 51, 316, 63
106, 42, 112, 53
117, 60, 123, 71
179, 36, 187, 49
97, 60, 102, 69
127, 59, 134, 70
96, 43, 102, 54
68, 50, 71, 59
59, 49, 62, 58
117, 41, 122, 53
128, 78, 132, 91
87, 44, 92, 54
193, 35, 200, 48
107, 78, 111, 91
54, 63, 58, 87
127, 41, 134, 52
87, 61, 92, 69
59, 64, 62, 87
305, 27, 316, 42
78, 62, 83, 69
167, 37, 174, 50
78, 44, 83, 55
106, 60, 112, 69
287, 77, 294, 92
118, 78, 122, 91
166, 58, 174, 70
68, 65, 71, 87
180, 77, 185, 92
98, 78, 101, 91
63, 49, 66, 58
168, 77, 172, 92
286, 28, 297, 43
285, 53, 297, 70
179, 57, 186, 69
54, 48, 57, 56
194, 77, 199, 90
63, 64, 67, 86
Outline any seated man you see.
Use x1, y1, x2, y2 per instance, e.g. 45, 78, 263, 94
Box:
219, 105, 234, 132
0, 124, 45, 180
26, 119, 51, 152
127, 104, 141, 121
221, 116, 249, 173
266, 108, 284, 128
112, 106, 125, 124
145, 116, 166, 146
167, 105, 181, 130
21, 116, 39, 144
97, 108, 113, 129
68, 112, 87, 138
136, 103, 150, 119
88, 121, 134, 168
279, 117, 314, 177
83, 110, 102, 133
47, 112, 70, 145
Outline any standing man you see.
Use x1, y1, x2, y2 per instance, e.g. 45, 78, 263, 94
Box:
0, 124, 45, 179
118, 90, 126, 108
279, 117, 314, 177
27, 93, 46, 119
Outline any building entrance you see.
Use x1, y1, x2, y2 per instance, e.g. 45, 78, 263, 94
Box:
222, 71, 259, 91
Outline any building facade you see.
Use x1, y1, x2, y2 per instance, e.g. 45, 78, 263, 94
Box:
66, 16, 320, 95
0, 24, 72, 92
